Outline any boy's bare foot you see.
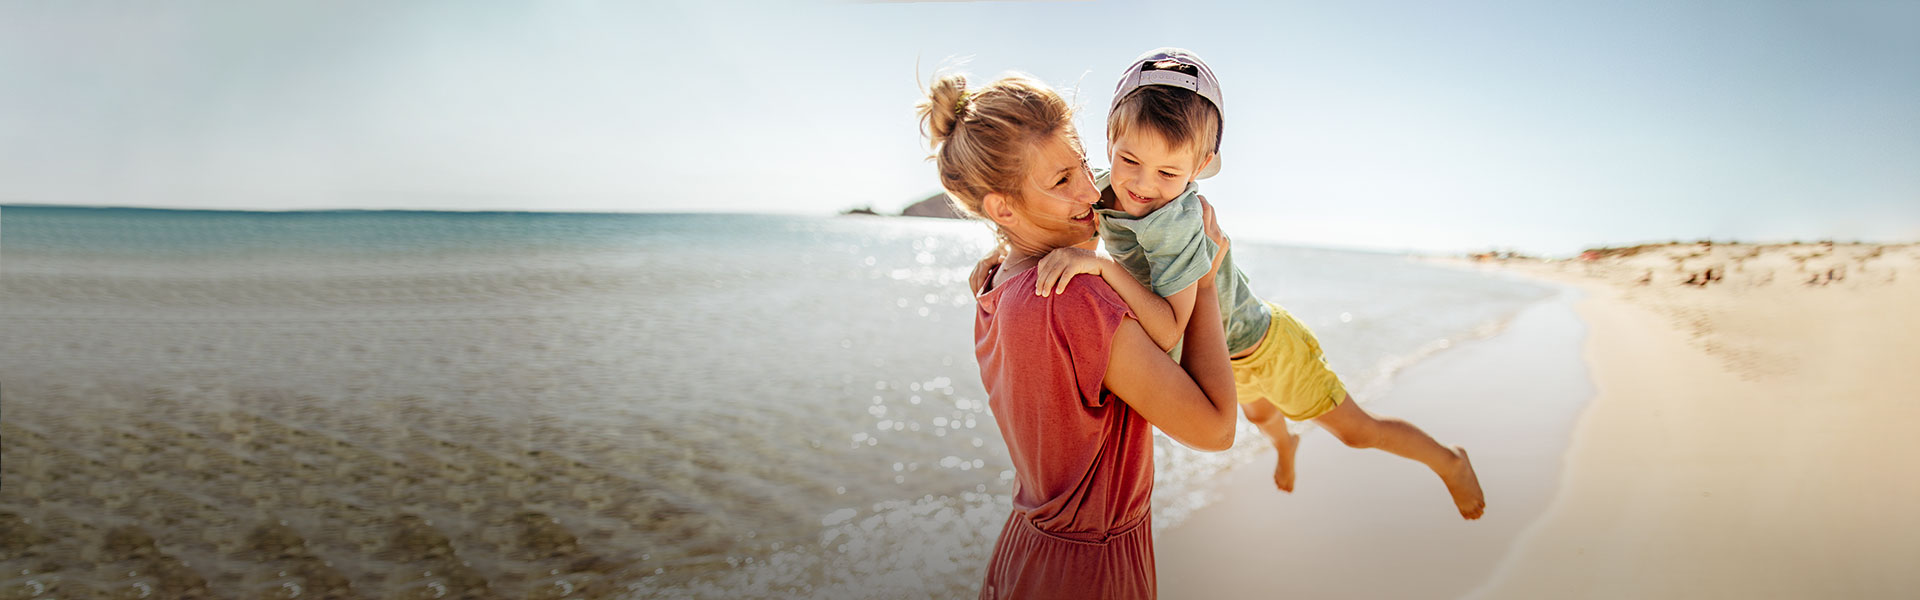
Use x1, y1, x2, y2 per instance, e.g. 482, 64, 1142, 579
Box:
1271, 430, 1301, 493
1443, 446, 1485, 520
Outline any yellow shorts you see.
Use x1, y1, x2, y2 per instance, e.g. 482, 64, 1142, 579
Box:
1231, 303, 1348, 421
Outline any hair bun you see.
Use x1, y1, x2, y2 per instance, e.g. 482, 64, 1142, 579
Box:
918, 74, 969, 146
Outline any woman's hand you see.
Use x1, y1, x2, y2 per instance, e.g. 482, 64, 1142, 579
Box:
968, 243, 1008, 293
1198, 195, 1231, 281
1034, 247, 1108, 297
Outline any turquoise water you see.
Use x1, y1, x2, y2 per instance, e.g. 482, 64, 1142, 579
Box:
0, 206, 1551, 598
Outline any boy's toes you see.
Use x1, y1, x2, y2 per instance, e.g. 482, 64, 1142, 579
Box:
1461, 500, 1485, 520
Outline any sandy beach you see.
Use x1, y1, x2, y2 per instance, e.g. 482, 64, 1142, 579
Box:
1160, 242, 1920, 598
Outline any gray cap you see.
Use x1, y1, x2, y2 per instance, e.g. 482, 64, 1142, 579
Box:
1111, 47, 1224, 179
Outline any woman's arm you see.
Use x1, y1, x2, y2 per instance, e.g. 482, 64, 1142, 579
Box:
1101, 273, 1237, 451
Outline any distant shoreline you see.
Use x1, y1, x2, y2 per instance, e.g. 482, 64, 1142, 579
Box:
6, 204, 1911, 261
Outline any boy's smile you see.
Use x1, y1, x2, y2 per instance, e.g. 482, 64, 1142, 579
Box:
1107, 129, 1210, 218
1119, 187, 1165, 214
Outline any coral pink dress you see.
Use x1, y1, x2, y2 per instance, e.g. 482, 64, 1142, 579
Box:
974, 267, 1156, 599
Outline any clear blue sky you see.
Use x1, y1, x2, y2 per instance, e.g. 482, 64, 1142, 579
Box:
3, 0, 1915, 256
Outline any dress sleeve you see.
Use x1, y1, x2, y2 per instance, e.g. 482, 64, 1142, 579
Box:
1046, 277, 1136, 408
1137, 191, 1220, 297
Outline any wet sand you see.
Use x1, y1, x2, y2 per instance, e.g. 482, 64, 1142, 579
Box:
0, 255, 814, 599
0, 378, 679, 600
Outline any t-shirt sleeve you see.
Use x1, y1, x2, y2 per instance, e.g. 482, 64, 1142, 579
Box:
1046, 277, 1136, 408
1137, 197, 1219, 297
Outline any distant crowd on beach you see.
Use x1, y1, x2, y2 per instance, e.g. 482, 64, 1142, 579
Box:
1525, 240, 1905, 289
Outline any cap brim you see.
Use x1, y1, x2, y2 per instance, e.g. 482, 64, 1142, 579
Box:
1197, 154, 1221, 180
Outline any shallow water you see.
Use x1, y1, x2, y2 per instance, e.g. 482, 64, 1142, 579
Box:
0, 207, 1549, 598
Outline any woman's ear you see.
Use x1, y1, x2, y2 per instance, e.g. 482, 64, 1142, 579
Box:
981, 192, 1020, 229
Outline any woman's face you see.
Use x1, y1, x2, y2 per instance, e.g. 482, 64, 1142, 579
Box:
996, 130, 1099, 253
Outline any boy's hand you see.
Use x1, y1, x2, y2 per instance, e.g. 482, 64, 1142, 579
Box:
968, 243, 1007, 293
1035, 247, 1106, 297
1198, 196, 1231, 280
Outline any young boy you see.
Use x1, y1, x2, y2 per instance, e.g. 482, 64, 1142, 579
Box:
1030, 48, 1485, 520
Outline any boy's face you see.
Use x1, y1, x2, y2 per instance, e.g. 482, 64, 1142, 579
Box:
1107, 129, 1209, 218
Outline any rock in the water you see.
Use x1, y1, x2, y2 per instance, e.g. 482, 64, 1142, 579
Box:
901, 192, 966, 219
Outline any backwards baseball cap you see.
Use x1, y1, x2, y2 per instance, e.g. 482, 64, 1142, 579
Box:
1111, 47, 1225, 179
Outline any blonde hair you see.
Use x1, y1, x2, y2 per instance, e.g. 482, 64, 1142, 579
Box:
916, 72, 1078, 221
1107, 61, 1221, 171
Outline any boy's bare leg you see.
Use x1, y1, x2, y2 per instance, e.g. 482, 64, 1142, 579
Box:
1241, 399, 1301, 492
1312, 395, 1485, 519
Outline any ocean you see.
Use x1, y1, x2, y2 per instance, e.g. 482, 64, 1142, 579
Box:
0, 207, 1551, 598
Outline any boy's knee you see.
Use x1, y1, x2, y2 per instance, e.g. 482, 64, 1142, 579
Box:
1242, 402, 1280, 425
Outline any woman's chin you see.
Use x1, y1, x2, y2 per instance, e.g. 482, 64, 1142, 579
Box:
1053, 227, 1096, 249
1073, 221, 1098, 238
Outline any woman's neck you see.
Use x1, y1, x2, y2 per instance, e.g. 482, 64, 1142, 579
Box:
1002, 252, 1040, 275
986, 241, 1048, 292
1002, 239, 1051, 272
999, 236, 1097, 279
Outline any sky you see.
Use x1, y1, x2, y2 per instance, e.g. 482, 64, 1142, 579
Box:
1, 0, 1916, 256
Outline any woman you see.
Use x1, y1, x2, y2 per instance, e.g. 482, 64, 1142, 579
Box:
917, 72, 1240, 599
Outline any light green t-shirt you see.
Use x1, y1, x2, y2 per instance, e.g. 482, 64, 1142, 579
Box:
1093, 169, 1272, 355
